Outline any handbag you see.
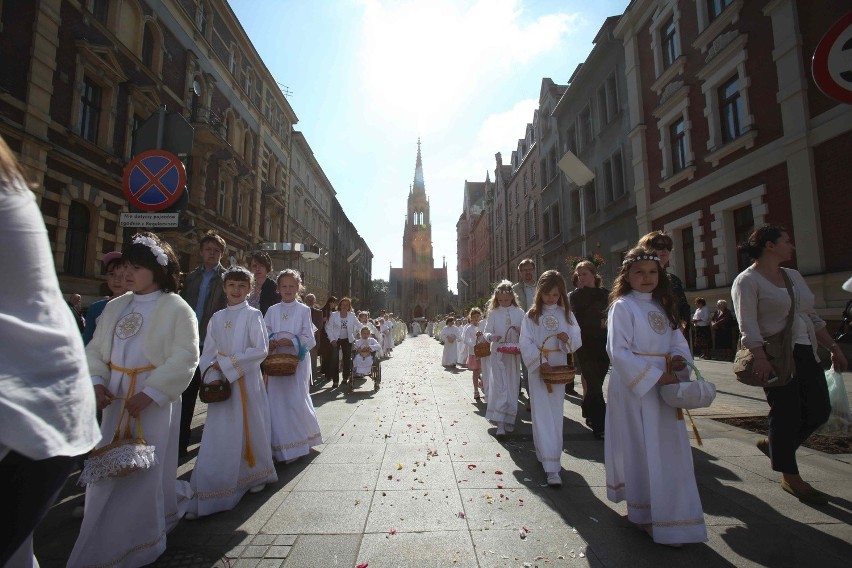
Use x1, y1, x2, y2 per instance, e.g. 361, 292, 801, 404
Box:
732, 270, 796, 387
199, 365, 232, 403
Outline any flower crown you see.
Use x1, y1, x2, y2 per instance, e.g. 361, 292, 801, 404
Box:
622, 253, 660, 266
567, 253, 606, 270
132, 235, 169, 267
223, 265, 252, 280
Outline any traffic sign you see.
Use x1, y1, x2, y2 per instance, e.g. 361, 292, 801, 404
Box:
120, 212, 179, 228
812, 12, 852, 104
122, 149, 186, 212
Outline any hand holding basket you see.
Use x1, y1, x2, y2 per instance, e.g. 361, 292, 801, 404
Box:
199, 364, 232, 403
539, 333, 575, 393
473, 332, 491, 358
264, 331, 301, 376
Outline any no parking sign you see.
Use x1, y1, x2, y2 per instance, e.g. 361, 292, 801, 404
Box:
812, 12, 852, 105
122, 149, 186, 212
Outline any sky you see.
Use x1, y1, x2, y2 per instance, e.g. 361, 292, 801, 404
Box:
229, 0, 631, 294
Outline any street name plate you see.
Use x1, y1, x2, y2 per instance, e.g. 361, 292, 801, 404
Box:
120, 212, 179, 228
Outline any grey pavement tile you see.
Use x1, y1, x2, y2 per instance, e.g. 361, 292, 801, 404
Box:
281, 535, 360, 568
355, 530, 478, 568
452, 460, 528, 489
365, 488, 467, 532
694, 453, 778, 483
311, 442, 387, 464
459, 487, 571, 532
446, 441, 524, 463
469, 528, 600, 568
231, 559, 260, 568
710, 524, 852, 568
273, 534, 297, 546
579, 526, 732, 568
250, 534, 277, 545
241, 545, 270, 558
254, 561, 284, 568
291, 462, 379, 492
262, 490, 371, 534
264, 545, 292, 558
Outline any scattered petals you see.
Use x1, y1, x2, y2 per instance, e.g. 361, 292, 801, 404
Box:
467, 464, 477, 470
356, 563, 369, 568
457, 511, 466, 518
519, 527, 528, 539
496, 452, 501, 457
389, 528, 397, 535
494, 470, 503, 475
396, 463, 404, 470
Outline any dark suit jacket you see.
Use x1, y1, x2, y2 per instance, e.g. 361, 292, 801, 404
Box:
181, 264, 227, 344
258, 278, 279, 316
310, 306, 324, 341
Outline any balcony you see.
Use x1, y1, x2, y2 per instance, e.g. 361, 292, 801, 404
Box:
191, 106, 227, 145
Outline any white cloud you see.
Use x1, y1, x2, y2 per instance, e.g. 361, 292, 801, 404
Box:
354, 0, 581, 133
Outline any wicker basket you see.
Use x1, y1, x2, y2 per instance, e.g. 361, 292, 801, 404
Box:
539, 333, 576, 393
264, 331, 301, 376
79, 417, 156, 485
473, 336, 491, 358
199, 365, 232, 403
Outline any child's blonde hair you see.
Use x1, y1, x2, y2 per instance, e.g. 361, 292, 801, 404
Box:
468, 307, 482, 318
487, 280, 518, 312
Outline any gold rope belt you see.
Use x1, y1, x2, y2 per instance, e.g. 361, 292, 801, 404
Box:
108, 362, 155, 440
219, 353, 255, 467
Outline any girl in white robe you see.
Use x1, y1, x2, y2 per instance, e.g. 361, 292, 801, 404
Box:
484, 281, 526, 436
605, 248, 706, 546
379, 318, 394, 355
463, 309, 486, 401
439, 318, 460, 367
520, 270, 582, 487
264, 269, 323, 462
184, 267, 277, 519
69, 233, 198, 568
457, 320, 469, 366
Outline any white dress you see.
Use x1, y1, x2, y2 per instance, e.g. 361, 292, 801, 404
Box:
484, 306, 525, 429
457, 323, 470, 365
353, 337, 381, 375
440, 325, 459, 366
381, 321, 394, 351
265, 300, 323, 461
68, 291, 189, 568
412, 321, 421, 336
185, 302, 277, 517
520, 304, 582, 474
605, 291, 706, 545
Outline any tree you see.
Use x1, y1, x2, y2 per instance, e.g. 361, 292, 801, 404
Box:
370, 278, 389, 311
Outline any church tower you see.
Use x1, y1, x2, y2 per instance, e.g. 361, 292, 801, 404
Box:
388, 139, 449, 321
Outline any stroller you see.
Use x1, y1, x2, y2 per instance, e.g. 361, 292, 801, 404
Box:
348, 343, 382, 391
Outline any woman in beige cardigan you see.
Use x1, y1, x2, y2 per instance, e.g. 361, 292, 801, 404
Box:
732, 224, 846, 505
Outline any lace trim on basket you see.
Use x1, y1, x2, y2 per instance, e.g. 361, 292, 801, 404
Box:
78, 443, 158, 485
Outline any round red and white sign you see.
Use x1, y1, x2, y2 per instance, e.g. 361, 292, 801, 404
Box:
812, 12, 852, 104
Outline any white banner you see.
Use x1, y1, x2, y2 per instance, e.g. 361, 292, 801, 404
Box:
120, 212, 180, 228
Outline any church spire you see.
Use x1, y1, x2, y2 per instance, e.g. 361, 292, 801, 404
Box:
413, 138, 425, 193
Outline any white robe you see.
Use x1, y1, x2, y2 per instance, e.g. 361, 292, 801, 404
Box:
265, 300, 323, 462
484, 306, 525, 428
440, 325, 459, 366
69, 291, 191, 568
412, 321, 421, 336
381, 321, 394, 351
520, 304, 582, 474
353, 337, 381, 375
184, 302, 277, 517
605, 291, 706, 545
457, 323, 470, 365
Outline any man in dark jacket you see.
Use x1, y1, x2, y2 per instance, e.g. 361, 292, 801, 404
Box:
178, 231, 227, 455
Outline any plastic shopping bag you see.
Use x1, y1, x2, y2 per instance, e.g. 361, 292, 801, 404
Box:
816, 368, 852, 437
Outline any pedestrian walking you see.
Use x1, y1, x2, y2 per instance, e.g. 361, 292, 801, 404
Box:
319, 296, 338, 380
463, 308, 486, 401
604, 247, 706, 547
265, 270, 323, 462
484, 281, 525, 437
69, 232, 199, 567
519, 270, 582, 487
439, 317, 460, 369
183, 266, 277, 520
325, 297, 358, 387
247, 250, 279, 316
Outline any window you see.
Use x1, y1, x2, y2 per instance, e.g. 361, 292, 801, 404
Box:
527, 201, 537, 242
79, 77, 101, 144
196, 2, 207, 34
63, 201, 90, 276
86, 0, 108, 24
235, 191, 244, 225
681, 226, 696, 288
612, 150, 625, 200
578, 107, 592, 151
709, 0, 733, 20
130, 114, 143, 155
606, 74, 619, 119
539, 158, 548, 186
570, 190, 580, 224
719, 75, 743, 143
584, 180, 597, 213
543, 211, 550, 241
523, 172, 528, 195
670, 118, 687, 173
530, 160, 536, 187
243, 71, 252, 97
565, 125, 577, 155
603, 158, 614, 203
229, 46, 238, 76
733, 205, 754, 273
515, 218, 521, 252
552, 204, 561, 236
141, 25, 155, 68
662, 17, 679, 68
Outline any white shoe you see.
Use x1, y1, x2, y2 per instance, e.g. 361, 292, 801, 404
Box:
495, 426, 506, 437
249, 484, 266, 494
547, 473, 562, 487
184, 512, 198, 520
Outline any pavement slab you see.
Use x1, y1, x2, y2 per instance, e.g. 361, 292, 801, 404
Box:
29, 334, 852, 567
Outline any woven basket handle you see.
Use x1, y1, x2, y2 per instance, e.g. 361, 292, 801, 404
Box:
271, 330, 302, 354
538, 333, 573, 367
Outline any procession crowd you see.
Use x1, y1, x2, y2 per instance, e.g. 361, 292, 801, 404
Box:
1, 132, 848, 567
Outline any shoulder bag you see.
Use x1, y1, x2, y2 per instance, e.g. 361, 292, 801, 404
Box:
732, 270, 796, 387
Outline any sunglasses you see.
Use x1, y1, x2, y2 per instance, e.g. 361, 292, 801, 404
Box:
652, 241, 672, 251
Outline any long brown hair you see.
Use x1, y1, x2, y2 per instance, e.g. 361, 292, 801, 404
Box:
528, 270, 573, 325
609, 247, 679, 329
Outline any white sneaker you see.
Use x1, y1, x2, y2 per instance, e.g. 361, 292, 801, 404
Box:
547, 473, 562, 487
249, 484, 266, 494
184, 512, 198, 520
496, 426, 506, 437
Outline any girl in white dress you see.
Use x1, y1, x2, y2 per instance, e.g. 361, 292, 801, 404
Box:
484, 281, 525, 437
463, 308, 486, 401
69, 233, 198, 568
439, 317, 460, 367
519, 270, 582, 487
184, 267, 277, 520
605, 247, 706, 546
264, 270, 323, 462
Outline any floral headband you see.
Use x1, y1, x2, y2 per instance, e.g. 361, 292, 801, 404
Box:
622, 253, 660, 266
133, 235, 169, 266
223, 265, 252, 280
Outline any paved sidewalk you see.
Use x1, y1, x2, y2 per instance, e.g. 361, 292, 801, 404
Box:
34, 336, 852, 567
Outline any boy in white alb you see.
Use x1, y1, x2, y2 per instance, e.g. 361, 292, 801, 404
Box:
183, 267, 277, 520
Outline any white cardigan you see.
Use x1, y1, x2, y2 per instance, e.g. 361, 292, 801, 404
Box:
325, 311, 359, 343
86, 292, 200, 402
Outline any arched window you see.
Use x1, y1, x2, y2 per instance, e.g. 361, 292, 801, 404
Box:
244, 132, 253, 164
141, 24, 154, 67
64, 201, 90, 276
115, 0, 142, 54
